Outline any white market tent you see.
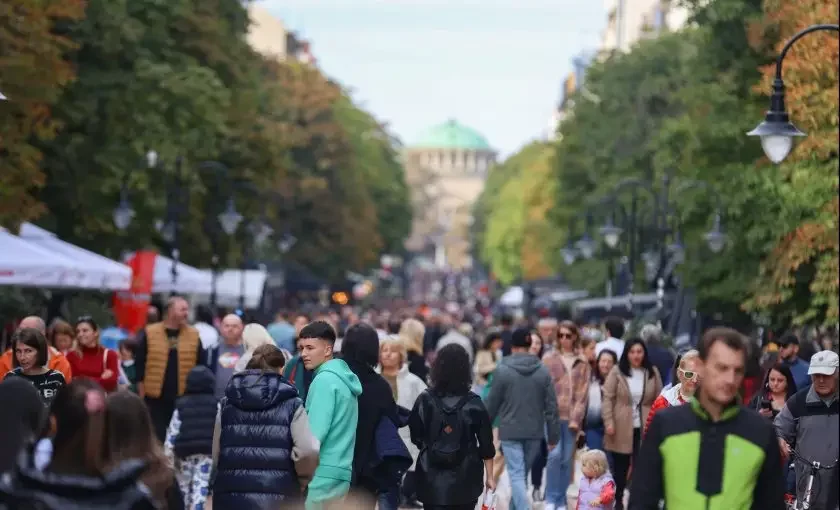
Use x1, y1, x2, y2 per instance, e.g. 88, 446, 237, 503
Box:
152, 255, 213, 295
0, 229, 85, 288
19, 223, 131, 291
194, 269, 268, 309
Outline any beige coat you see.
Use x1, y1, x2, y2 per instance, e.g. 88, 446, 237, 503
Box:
601, 365, 661, 454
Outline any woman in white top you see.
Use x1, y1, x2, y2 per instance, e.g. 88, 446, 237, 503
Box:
234, 323, 290, 373
378, 335, 427, 508
601, 337, 661, 510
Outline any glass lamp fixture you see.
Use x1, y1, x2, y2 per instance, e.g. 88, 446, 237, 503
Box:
560, 243, 577, 266
112, 198, 135, 231
145, 150, 159, 168
157, 220, 176, 243
747, 79, 805, 163
704, 214, 727, 254
575, 233, 596, 260
599, 220, 623, 249
218, 198, 243, 235
249, 221, 274, 247
278, 233, 297, 253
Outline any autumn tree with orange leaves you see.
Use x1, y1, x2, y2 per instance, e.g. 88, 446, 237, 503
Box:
745, 0, 839, 324
0, 0, 84, 227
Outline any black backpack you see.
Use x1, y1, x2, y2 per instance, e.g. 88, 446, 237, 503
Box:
427, 392, 470, 468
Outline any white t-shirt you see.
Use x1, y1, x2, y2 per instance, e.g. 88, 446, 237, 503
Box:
596, 337, 625, 358
628, 368, 646, 428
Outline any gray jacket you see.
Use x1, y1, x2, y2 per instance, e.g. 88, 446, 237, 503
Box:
775, 386, 839, 510
485, 353, 560, 444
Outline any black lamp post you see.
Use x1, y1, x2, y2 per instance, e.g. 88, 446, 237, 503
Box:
748, 24, 839, 163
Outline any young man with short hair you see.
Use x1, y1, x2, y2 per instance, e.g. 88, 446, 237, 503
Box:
630, 327, 785, 510
299, 320, 362, 510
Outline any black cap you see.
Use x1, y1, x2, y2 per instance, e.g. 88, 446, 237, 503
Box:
511, 327, 532, 349
777, 333, 799, 347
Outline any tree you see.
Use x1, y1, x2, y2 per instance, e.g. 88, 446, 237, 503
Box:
744, 0, 840, 325
0, 0, 85, 226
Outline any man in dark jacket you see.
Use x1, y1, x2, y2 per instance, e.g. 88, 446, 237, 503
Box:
630, 327, 785, 510
340, 323, 403, 509
485, 328, 560, 510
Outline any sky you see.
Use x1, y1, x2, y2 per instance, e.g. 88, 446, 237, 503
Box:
261, 0, 606, 157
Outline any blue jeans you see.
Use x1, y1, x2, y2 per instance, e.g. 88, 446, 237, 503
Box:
377, 487, 400, 510
545, 420, 576, 507
501, 439, 542, 510
585, 426, 604, 451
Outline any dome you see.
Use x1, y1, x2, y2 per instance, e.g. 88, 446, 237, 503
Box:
412, 119, 492, 151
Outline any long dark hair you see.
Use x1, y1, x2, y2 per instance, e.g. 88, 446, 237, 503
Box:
530, 329, 546, 358
105, 391, 174, 507
49, 379, 107, 477
0, 378, 46, 473
618, 337, 656, 379
763, 363, 797, 400
340, 323, 380, 368
430, 343, 472, 396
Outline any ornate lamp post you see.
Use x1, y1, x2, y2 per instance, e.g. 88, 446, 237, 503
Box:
748, 24, 839, 163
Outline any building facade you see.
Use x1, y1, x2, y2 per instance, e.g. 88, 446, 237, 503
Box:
246, 4, 316, 64
600, 0, 690, 53
403, 120, 497, 271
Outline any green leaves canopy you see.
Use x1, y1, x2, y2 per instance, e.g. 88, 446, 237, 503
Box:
1, 0, 412, 282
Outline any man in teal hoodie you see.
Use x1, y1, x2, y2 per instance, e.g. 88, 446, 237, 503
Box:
299, 320, 363, 509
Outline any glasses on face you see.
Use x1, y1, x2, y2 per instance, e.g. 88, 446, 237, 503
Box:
679, 368, 698, 381
558, 332, 574, 339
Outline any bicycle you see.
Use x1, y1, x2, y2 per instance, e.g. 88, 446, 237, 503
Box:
785, 446, 838, 510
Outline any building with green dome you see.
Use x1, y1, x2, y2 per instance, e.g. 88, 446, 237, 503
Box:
404, 119, 497, 272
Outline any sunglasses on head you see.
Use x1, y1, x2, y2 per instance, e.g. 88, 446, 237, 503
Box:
77, 315, 93, 323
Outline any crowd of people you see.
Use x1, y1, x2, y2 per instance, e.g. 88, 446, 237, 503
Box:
0, 298, 837, 510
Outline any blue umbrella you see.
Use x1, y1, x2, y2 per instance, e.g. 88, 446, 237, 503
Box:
100, 326, 129, 351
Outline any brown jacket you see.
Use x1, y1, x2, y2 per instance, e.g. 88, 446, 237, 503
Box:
143, 322, 200, 399
601, 364, 661, 454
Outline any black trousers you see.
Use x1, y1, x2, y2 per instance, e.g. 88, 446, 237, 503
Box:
530, 438, 548, 488
609, 427, 641, 510
145, 397, 175, 443
424, 504, 476, 510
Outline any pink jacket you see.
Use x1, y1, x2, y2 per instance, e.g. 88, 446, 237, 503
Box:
542, 351, 591, 426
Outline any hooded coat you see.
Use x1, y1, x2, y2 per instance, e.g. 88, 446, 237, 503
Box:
484, 352, 561, 444
304, 358, 363, 509
213, 370, 303, 509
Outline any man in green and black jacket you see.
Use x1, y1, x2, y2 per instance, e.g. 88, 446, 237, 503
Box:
630, 327, 785, 510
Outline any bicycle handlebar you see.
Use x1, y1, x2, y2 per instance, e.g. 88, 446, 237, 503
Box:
790, 448, 839, 470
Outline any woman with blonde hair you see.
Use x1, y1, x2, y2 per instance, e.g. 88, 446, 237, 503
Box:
398, 318, 428, 383
234, 323, 289, 373
378, 335, 427, 507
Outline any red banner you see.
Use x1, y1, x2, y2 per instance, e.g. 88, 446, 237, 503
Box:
113, 251, 157, 334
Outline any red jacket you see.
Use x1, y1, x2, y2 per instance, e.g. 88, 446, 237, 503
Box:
644, 384, 689, 436
66, 345, 119, 392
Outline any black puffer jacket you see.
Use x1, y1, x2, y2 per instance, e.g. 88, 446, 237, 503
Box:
173, 366, 217, 458
0, 458, 156, 510
213, 370, 302, 509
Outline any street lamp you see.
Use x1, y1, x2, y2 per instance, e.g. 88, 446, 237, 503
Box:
599, 216, 623, 249
218, 198, 243, 235
575, 232, 596, 260
277, 232, 297, 254
704, 214, 727, 254
112, 197, 135, 231
560, 242, 577, 266
748, 24, 839, 163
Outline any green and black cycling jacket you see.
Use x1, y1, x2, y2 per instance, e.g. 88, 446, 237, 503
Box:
629, 398, 785, 510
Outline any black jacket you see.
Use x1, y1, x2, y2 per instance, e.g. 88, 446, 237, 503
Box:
0, 458, 156, 510
213, 370, 302, 509
409, 390, 495, 506
406, 351, 429, 384
173, 366, 217, 458
343, 359, 400, 492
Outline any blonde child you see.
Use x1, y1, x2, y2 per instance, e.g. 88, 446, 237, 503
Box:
576, 449, 616, 510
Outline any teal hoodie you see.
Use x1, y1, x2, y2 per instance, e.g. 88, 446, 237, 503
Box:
304, 358, 363, 509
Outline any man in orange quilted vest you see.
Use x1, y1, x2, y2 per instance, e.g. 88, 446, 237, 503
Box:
0, 316, 72, 382
135, 296, 206, 440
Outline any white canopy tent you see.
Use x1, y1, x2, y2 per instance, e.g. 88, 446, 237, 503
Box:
19, 223, 131, 290
151, 255, 213, 295
0, 230, 84, 288
194, 269, 268, 309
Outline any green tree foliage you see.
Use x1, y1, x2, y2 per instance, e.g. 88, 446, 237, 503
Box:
2, 0, 411, 282
0, 0, 85, 226
475, 0, 838, 327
